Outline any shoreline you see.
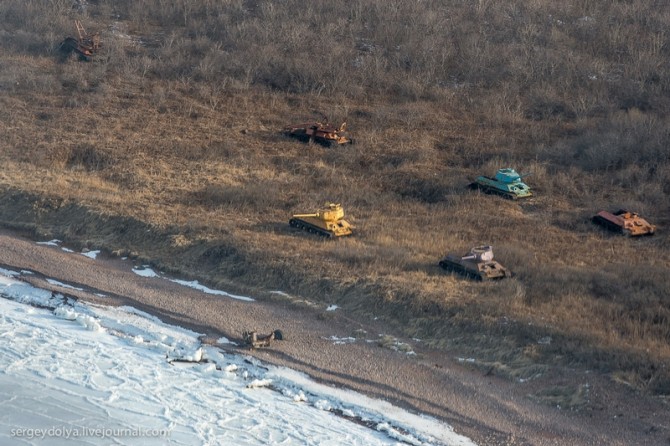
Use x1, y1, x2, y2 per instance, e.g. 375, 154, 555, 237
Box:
0, 230, 667, 445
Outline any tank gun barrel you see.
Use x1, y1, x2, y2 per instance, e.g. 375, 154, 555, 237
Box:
291, 213, 319, 218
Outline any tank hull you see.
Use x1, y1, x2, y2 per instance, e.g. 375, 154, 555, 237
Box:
290, 203, 353, 237
469, 177, 533, 200
439, 255, 510, 280
289, 216, 352, 237
592, 210, 655, 236
284, 122, 352, 146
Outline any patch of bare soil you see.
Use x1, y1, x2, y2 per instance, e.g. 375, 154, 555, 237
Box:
0, 230, 667, 446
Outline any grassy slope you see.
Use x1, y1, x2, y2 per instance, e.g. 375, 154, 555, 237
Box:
0, 0, 669, 399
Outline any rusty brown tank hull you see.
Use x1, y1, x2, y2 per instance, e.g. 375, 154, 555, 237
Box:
592, 210, 655, 236
59, 37, 95, 61
439, 255, 510, 281
59, 21, 100, 62
284, 122, 353, 146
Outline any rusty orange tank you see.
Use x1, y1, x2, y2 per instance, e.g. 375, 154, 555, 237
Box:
283, 122, 353, 146
592, 209, 656, 236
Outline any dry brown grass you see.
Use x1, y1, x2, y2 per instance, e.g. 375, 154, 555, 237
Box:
0, 0, 669, 398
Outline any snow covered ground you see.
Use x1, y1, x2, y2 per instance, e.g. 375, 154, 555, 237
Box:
0, 269, 475, 446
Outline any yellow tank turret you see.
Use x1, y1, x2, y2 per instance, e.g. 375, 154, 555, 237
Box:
289, 203, 353, 237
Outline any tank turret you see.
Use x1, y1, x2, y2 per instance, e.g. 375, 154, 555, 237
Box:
289, 203, 353, 237
462, 246, 495, 262
469, 168, 532, 199
439, 245, 511, 280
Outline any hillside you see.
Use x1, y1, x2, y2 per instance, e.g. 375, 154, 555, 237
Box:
1, 0, 669, 408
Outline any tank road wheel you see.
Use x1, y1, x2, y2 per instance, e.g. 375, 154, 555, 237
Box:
489, 188, 510, 200
494, 189, 516, 200
480, 186, 496, 197
439, 261, 458, 275
289, 219, 306, 233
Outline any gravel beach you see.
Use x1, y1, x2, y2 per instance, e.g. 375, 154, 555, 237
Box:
1, 231, 667, 446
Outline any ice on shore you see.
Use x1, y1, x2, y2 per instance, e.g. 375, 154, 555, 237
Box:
130, 267, 255, 302
132, 266, 159, 277
169, 278, 254, 302
82, 250, 101, 259
0, 271, 476, 446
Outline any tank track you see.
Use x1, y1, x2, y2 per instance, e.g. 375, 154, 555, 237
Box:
438, 259, 484, 281
284, 132, 335, 147
468, 182, 518, 200
439, 258, 511, 280
289, 218, 334, 237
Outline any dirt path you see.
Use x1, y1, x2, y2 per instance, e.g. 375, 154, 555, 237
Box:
0, 231, 667, 445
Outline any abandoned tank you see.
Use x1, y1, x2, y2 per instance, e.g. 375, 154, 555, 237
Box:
289, 203, 353, 237
592, 209, 656, 236
439, 245, 511, 280
469, 168, 532, 200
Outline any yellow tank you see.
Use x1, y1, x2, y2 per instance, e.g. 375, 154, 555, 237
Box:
289, 203, 353, 237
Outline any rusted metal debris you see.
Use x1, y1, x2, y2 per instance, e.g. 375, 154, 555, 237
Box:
243, 329, 284, 349
59, 20, 100, 61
